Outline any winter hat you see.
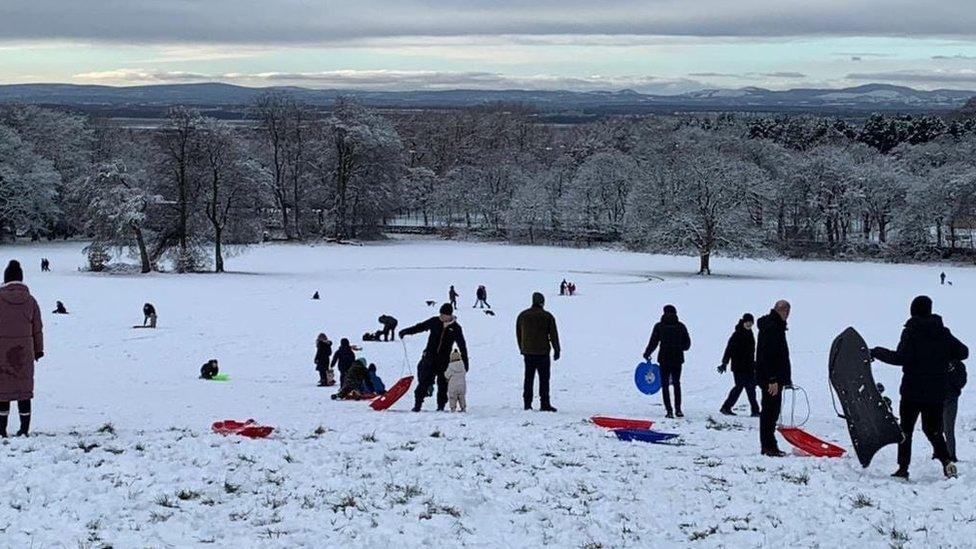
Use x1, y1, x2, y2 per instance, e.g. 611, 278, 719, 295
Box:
532, 292, 545, 307
663, 304, 677, 315
440, 303, 454, 316
742, 313, 754, 323
450, 349, 463, 363
3, 260, 23, 283
910, 295, 933, 318
354, 358, 368, 368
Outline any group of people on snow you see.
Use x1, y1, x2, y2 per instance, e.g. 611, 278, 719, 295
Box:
558, 279, 577, 296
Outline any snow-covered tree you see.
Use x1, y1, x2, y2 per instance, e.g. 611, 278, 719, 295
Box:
0, 125, 60, 240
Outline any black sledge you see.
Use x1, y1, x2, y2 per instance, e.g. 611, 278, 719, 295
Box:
828, 327, 903, 468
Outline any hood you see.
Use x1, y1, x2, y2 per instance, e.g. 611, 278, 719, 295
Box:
0, 282, 30, 305
660, 312, 680, 324
905, 314, 944, 332
440, 314, 457, 326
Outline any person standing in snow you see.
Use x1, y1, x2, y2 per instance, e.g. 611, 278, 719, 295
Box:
718, 313, 760, 417
377, 315, 398, 342
516, 292, 560, 412
643, 305, 691, 418
473, 285, 490, 309
330, 338, 356, 388
399, 303, 469, 412
445, 349, 468, 412
941, 272, 946, 285
756, 300, 792, 457
40, 258, 50, 272
944, 360, 966, 463
314, 333, 334, 387
871, 295, 968, 479
0, 261, 44, 437
142, 303, 157, 328
559, 279, 567, 296
449, 285, 459, 310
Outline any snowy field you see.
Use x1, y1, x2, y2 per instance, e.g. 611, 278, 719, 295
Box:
0, 238, 973, 548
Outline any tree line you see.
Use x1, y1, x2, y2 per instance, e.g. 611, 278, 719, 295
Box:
1, 97, 975, 273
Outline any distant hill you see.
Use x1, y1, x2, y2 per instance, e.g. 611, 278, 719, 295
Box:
0, 82, 972, 117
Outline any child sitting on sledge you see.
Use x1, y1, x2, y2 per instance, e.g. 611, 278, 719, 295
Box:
200, 359, 219, 380
444, 348, 468, 412
332, 358, 377, 400
365, 363, 386, 395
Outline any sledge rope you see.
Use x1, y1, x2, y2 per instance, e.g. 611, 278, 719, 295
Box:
779, 385, 810, 428
399, 338, 412, 377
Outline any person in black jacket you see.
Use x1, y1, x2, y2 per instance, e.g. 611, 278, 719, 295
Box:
400, 303, 469, 412
871, 295, 968, 479
718, 313, 759, 417
330, 338, 356, 388
143, 303, 157, 328
449, 286, 459, 309
378, 315, 398, 341
314, 333, 334, 386
756, 300, 791, 457
944, 360, 967, 462
643, 304, 691, 418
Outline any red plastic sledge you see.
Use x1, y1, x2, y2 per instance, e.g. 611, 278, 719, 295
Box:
591, 416, 654, 430
778, 426, 845, 458
212, 419, 275, 439
370, 376, 414, 411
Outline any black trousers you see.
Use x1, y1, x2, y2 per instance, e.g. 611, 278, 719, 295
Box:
414, 354, 448, 410
760, 388, 781, 450
660, 363, 682, 414
381, 323, 397, 341
898, 399, 950, 468
0, 400, 31, 433
722, 370, 760, 414
523, 355, 551, 408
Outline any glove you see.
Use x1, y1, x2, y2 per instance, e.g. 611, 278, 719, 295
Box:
34, 351, 44, 360
398, 330, 406, 339
553, 350, 561, 362
717, 363, 727, 374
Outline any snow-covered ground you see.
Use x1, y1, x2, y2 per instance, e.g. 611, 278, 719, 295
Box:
0, 239, 972, 547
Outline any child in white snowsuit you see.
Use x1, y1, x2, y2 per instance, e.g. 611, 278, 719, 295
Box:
445, 349, 468, 412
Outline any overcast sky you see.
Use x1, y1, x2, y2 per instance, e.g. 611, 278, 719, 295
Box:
2, 1, 975, 93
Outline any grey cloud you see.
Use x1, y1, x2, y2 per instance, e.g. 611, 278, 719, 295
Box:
759, 72, 807, 78
932, 54, 976, 60
847, 69, 976, 84
4, 1, 976, 44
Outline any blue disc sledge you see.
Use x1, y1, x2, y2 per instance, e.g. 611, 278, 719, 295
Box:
634, 362, 662, 395
613, 428, 678, 444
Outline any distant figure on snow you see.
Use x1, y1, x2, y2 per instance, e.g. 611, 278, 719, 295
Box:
200, 359, 219, 380
473, 285, 490, 309
0, 260, 44, 437
52, 301, 69, 315
378, 315, 398, 341
445, 349, 468, 412
449, 285, 459, 309
315, 333, 335, 387
567, 282, 576, 296
560, 279, 567, 296
644, 304, 691, 419
941, 272, 947, 285
718, 313, 759, 417
871, 295, 968, 479
756, 300, 792, 457
40, 258, 50, 272
312, 291, 320, 300
331, 338, 356, 388
517, 292, 560, 412
142, 303, 157, 328
399, 303, 469, 412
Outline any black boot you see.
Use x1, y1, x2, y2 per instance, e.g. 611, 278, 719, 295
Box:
15, 414, 29, 437
412, 396, 423, 413
891, 468, 909, 480
0, 414, 7, 438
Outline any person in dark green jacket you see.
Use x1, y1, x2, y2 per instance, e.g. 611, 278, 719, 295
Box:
516, 292, 560, 412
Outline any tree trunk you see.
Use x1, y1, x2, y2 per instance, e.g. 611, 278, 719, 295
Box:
698, 252, 711, 275
214, 228, 224, 273
133, 225, 152, 273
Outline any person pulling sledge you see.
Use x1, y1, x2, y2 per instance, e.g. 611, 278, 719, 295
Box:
314, 333, 335, 386
399, 303, 469, 412
718, 313, 759, 417
200, 359, 219, 380
142, 303, 157, 328
0, 260, 43, 437
378, 315, 398, 341
330, 338, 356, 388
52, 301, 68, 315
871, 295, 968, 479
473, 285, 490, 309
756, 300, 792, 457
643, 305, 691, 418
332, 358, 377, 400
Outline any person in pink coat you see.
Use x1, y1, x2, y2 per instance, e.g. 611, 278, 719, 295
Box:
0, 260, 44, 437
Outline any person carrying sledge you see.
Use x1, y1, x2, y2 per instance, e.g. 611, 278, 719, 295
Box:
399, 303, 469, 412
643, 304, 691, 418
52, 301, 68, 315
378, 315, 398, 342
330, 338, 356, 388
871, 295, 969, 479
449, 285, 459, 309
200, 359, 219, 380
718, 313, 759, 417
143, 303, 157, 328
332, 358, 376, 400
756, 300, 792, 457
314, 333, 334, 386
473, 285, 490, 309
516, 292, 560, 412
0, 260, 44, 437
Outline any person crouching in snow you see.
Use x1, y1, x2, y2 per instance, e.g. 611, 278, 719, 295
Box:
445, 349, 468, 412
871, 295, 968, 479
365, 363, 386, 395
0, 260, 44, 437
143, 302, 157, 328
200, 359, 219, 380
52, 301, 68, 315
314, 333, 334, 386
332, 358, 376, 400
331, 338, 356, 388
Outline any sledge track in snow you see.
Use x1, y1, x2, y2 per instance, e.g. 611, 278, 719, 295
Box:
353, 265, 666, 285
